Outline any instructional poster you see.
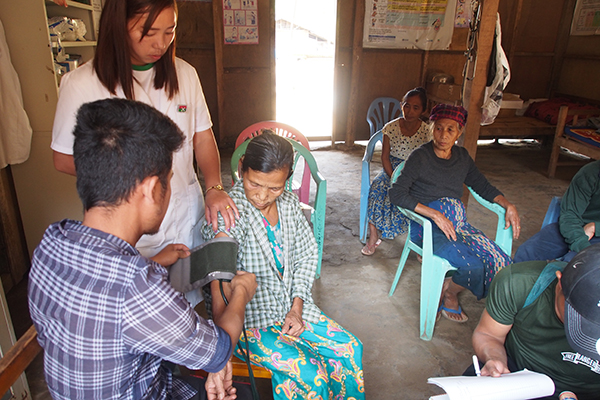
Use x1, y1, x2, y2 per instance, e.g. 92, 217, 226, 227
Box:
571, 0, 600, 35
363, 0, 457, 50
223, 0, 259, 45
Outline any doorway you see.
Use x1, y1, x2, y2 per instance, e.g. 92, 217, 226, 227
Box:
275, 0, 337, 140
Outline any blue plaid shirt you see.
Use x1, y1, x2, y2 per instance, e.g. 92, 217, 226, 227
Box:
28, 220, 231, 400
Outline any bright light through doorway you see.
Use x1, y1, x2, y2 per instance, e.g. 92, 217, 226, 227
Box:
275, 0, 337, 139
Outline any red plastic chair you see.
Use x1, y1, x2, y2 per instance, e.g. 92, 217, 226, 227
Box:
234, 121, 311, 204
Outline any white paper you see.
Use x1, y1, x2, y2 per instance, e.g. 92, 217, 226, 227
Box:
428, 369, 555, 400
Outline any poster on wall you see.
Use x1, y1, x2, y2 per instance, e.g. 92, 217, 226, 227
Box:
363, 0, 457, 50
570, 0, 600, 35
454, 0, 471, 28
223, 0, 259, 44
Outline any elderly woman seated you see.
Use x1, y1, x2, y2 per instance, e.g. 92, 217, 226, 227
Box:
389, 104, 521, 323
203, 132, 364, 400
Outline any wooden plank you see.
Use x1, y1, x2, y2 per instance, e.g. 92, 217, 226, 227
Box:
507, 0, 523, 63
212, 0, 225, 144
345, 0, 366, 145
0, 325, 41, 395
0, 167, 29, 293
189, 355, 272, 380
463, 0, 500, 159
231, 355, 271, 379
549, 0, 578, 98
479, 116, 554, 138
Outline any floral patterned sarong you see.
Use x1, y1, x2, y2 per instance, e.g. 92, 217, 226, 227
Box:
237, 312, 365, 400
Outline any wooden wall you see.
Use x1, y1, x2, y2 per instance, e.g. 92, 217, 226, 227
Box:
556, 30, 600, 102
333, 0, 600, 143
177, 0, 275, 148
499, 0, 566, 100
333, 0, 470, 142
176, 1, 220, 141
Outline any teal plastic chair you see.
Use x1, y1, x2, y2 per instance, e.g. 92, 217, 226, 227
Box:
359, 130, 383, 243
231, 138, 327, 278
359, 98, 402, 243
388, 162, 513, 341
366, 97, 402, 137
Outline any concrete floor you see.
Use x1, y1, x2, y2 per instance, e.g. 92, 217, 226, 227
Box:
7, 139, 586, 399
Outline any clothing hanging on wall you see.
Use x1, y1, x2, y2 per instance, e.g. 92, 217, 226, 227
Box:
480, 13, 510, 126
0, 18, 32, 169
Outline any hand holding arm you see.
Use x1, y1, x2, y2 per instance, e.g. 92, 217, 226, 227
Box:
472, 310, 512, 377
149, 244, 190, 267
493, 195, 521, 239
194, 129, 239, 231
414, 203, 457, 241
281, 297, 305, 337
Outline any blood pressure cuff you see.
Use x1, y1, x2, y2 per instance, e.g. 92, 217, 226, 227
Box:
169, 236, 238, 293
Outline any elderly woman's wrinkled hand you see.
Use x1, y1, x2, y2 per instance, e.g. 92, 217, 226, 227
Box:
433, 212, 457, 241
282, 309, 305, 337
504, 203, 521, 240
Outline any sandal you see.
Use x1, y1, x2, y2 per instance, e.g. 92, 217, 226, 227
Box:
361, 239, 382, 256
437, 301, 469, 323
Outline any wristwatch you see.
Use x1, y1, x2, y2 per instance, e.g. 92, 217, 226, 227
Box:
206, 184, 224, 193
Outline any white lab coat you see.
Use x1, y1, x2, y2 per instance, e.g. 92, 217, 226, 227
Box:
0, 18, 32, 168
52, 58, 212, 257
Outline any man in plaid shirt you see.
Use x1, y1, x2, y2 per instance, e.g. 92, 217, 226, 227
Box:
28, 99, 256, 400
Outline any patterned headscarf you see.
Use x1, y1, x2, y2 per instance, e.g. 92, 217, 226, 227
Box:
430, 104, 468, 128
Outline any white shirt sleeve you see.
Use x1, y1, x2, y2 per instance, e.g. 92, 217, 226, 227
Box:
51, 64, 110, 155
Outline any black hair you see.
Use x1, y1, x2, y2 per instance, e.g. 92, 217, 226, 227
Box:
403, 87, 428, 110
241, 131, 294, 178
73, 98, 184, 211
94, 0, 179, 100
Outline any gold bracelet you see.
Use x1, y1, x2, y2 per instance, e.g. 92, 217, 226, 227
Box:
206, 184, 224, 193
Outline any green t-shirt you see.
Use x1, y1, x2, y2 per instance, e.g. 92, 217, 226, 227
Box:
487, 261, 600, 400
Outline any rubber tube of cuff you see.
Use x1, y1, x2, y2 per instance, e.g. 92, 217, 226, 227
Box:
220, 280, 260, 400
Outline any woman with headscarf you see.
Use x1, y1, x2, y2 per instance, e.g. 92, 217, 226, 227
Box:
389, 104, 521, 323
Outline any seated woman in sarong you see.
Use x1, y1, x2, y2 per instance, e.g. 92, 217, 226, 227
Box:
389, 104, 521, 323
203, 132, 365, 400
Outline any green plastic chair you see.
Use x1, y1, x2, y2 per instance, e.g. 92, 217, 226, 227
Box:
388, 162, 513, 340
231, 138, 327, 278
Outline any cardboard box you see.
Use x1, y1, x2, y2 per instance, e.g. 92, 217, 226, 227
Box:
500, 93, 524, 109
427, 82, 461, 102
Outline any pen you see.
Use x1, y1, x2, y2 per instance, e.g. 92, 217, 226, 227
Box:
473, 355, 481, 376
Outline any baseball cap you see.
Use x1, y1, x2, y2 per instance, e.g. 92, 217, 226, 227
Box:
562, 244, 600, 360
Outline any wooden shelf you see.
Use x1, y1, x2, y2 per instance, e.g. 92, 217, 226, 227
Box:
45, 0, 93, 11
51, 40, 97, 48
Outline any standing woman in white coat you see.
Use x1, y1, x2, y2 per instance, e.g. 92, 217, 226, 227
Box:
51, 0, 238, 266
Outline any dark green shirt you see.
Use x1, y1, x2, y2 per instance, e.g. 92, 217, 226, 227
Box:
559, 160, 600, 253
487, 261, 600, 399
